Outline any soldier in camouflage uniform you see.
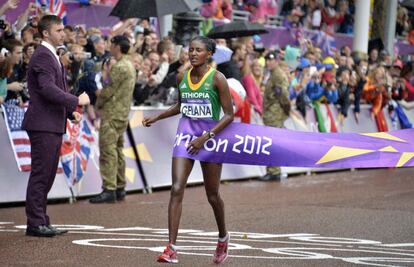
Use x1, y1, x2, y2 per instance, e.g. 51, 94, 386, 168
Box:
90, 35, 136, 203
260, 51, 290, 181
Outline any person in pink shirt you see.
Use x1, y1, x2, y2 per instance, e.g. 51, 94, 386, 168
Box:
232, 42, 263, 116
200, 0, 233, 20
249, 0, 278, 23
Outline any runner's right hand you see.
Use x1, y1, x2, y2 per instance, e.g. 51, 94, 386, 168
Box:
142, 117, 157, 127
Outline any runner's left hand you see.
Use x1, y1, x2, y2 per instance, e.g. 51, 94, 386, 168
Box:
187, 136, 208, 155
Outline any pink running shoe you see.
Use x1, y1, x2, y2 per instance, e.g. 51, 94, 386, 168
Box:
157, 244, 178, 264
213, 233, 230, 264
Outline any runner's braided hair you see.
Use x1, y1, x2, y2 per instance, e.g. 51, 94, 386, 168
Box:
190, 36, 216, 54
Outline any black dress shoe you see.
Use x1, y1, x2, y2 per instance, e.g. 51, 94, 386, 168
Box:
116, 188, 126, 201
47, 225, 68, 235
26, 225, 56, 237
89, 190, 116, 204
258, 173, 281, 182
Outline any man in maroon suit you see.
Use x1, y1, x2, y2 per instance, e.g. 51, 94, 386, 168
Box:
22, 15, 90, 237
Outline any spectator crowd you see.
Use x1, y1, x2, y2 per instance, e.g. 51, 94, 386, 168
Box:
1, 0, 414, 133
199, 0, 414, 37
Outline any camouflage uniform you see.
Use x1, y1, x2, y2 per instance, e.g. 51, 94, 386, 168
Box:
96, 55, 136, 190
263, 65, 290, 176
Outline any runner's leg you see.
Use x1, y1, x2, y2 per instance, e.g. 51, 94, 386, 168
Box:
168, 157, 194, 244
200, 161, 227, 238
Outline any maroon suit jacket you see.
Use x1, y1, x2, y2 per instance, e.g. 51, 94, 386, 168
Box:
22, 44, 78, 134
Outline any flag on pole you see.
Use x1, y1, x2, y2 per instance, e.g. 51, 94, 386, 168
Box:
61, 117, 94, 187
2, 100, 31, 171
1, 100, 89, 175
36, 0, 67, 24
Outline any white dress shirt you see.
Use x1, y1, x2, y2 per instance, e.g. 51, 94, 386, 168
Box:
41, 41, 61, 68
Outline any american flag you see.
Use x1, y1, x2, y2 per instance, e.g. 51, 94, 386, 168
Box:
2, 101, 31, 172
61, 116, 94, 187
2, 100, 78, 175
36, 0, 67, 24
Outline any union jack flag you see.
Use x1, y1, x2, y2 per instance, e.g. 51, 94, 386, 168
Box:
36, 0, 67, 24
61, 116, 94, 187
2, 100, 63, 173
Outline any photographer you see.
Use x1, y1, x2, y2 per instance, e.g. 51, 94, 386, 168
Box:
21, 24, 36, 45
336, 66, 351, 125
90, 35, 110, 68
15, 3, 38, 37
133, 57, 153, 106
0, 17, 15, 41
137, 29, 158, 56
62, 43, 100, 128
74, 25, 88, 48
0, 55, 13, 105
20, 42, 37, 88
66, 44, 97, 104
3, 39, 28, 105
63, 25, 76, 45
352, 58, 368, 123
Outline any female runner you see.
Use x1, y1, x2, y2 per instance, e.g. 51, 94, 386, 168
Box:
142, 36, 234, 264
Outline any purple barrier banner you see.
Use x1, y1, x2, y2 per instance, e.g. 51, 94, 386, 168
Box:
173, 117, 414, 168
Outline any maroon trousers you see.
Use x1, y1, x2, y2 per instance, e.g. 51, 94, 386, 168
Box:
26, 131, 62, 227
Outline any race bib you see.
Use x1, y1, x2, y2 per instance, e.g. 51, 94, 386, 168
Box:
181, 103, 213, 119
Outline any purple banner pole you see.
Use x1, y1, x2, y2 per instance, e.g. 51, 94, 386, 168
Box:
173, 117, 414, 168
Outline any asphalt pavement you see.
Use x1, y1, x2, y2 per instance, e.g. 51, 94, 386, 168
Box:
1, 168, 414, 267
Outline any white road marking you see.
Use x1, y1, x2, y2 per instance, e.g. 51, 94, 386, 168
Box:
380, 244, 414, 248
289, 236, 382, 245
69, 231, 344, 247
2, 223, 414, 267
14, 224, 104, 231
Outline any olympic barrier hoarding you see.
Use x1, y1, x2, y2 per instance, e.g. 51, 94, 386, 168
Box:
0, 107, 264, 203
1, 105, 413, 203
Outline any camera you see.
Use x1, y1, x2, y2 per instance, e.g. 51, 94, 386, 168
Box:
84, 52, 91, 59
0, 48, 9, 57
21, 82, 28, 93
0, 19, 6, 30
40, 4, 47, 12
68, 52, 91, 61
27, 16, 36, 27
102, 56, 112, 67
134, 25, 144, 34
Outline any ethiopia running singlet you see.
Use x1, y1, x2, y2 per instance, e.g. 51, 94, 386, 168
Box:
179, 67, 221, 121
